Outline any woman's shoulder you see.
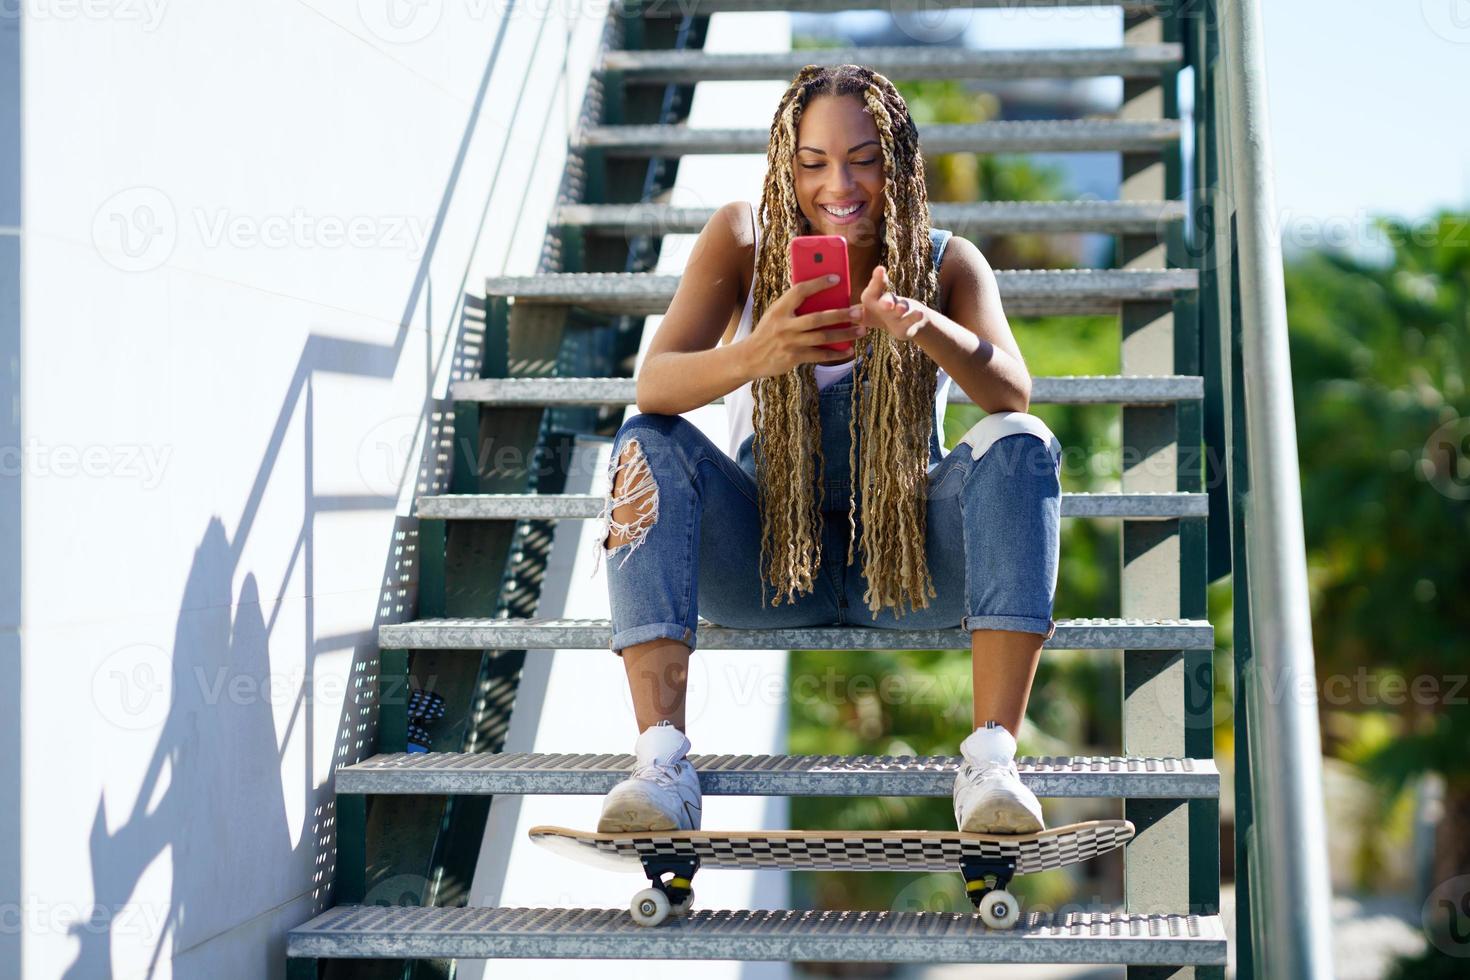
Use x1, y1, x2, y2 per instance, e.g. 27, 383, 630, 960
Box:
705, 201, 760, 344
934, 232, 992, 311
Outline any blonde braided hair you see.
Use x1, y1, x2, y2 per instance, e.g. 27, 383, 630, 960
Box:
750, 64, 941, 619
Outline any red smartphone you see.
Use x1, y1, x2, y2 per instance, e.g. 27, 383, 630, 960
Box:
790, 234, 853, 353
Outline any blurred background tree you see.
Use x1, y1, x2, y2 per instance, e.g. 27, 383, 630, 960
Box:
1283, 211, 1470, 890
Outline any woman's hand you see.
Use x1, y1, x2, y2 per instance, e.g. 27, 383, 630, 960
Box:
856, 265, 933, 343
741, 273, 869, 381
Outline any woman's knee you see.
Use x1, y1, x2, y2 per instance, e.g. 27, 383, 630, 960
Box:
956, 411, 1061, 477
603, 414, 702, 554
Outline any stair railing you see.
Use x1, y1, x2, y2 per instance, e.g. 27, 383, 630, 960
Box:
1189, 2, 1335, 976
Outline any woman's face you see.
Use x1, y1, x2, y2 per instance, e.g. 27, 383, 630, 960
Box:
792, 94, 887, 247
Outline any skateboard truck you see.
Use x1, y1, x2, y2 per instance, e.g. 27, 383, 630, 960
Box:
961, 856, 1019, 929
630, 854, 701, 926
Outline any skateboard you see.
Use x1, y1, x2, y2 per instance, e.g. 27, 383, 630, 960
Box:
528, 820, 1134, 928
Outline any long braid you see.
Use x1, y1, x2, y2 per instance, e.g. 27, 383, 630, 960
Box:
749, 65, 943, 619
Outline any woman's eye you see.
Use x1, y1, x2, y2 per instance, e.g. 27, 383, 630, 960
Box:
801, 160, 876, 170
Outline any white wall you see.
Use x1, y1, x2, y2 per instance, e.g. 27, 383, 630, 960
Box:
12, 2, 609, 976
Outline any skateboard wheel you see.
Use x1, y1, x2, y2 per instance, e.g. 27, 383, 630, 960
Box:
630, 887, 670, 927
977, 889, 1018, 930
670, 888, 695, 916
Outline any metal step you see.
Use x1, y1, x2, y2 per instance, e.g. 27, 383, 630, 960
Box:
558, 200, 1187, 237
337, 751, 1220, 798
581, 119, 1180, 156
287, 906, 1228, 965
378, 617, 1213, 651
414, 491, 1207, 521
602, 45, 1182, 82
450, 374, 1205, 406
484, 268, 1198, 316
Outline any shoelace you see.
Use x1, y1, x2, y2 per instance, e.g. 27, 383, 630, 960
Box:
965, 758, 1019, 782
632, 759, 684, 788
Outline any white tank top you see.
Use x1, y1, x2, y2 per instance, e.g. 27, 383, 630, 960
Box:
720, 201, 952, 461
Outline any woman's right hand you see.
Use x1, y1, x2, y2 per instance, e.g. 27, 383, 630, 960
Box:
741, 274, 868, 381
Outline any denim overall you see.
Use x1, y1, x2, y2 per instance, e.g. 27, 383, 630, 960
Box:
596, 230, 1061, 655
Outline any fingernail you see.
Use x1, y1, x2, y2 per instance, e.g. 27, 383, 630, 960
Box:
848, 305, 862, 317
827, 274, 839, 283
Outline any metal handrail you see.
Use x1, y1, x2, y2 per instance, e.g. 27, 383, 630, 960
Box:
1216, 1, 1335, 976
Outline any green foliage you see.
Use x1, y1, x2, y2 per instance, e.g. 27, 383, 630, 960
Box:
1384, 944, 1468, 980
1284, 211, 1470, 798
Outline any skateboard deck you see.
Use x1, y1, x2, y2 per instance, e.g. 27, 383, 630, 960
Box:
528, 820, 1134, 928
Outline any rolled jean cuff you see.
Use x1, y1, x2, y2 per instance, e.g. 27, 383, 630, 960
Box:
610, 621, 698, 657
962, 614, 1057, 641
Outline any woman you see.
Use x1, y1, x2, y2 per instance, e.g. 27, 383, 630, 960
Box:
591, 65, 1063, 837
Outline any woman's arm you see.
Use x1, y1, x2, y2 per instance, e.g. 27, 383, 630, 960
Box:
637, 344, 757, 416
635, 202, 756, 416
859, 235, 1031, 414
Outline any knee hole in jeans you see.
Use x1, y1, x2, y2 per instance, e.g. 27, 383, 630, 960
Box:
601, 436, 659, 559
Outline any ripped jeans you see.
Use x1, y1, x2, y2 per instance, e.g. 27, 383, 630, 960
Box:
590, 376, 1062, 657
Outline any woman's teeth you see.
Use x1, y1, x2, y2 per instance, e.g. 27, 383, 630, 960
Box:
822, 202, 863, 217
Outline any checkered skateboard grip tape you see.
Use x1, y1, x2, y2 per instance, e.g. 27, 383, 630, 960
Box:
577, 825, 1133, 873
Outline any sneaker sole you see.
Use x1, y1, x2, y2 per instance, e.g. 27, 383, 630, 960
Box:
597, 796, 685, 833
958, 789, 1044, 835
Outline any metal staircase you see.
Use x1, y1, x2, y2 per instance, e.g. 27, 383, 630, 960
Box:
287, 1, 1333, 976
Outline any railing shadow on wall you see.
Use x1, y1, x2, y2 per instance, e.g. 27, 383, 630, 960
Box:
64, 4, 588, 974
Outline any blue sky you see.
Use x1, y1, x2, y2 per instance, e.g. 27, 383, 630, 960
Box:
942, 2, 1470, 226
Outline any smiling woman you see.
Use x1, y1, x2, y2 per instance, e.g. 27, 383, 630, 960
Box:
593, 64, 1063, 842
746, 66, 947, 614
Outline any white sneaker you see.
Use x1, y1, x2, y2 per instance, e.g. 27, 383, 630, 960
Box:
953, 720, 1045, 834
598, 720, 703, 832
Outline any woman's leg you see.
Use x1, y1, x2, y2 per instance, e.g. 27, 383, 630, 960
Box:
841, 411, 1061, 738
955, 415, 1062, 736
596, 415, 840, 735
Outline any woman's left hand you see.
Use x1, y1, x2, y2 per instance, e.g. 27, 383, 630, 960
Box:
856, 265, 934, 343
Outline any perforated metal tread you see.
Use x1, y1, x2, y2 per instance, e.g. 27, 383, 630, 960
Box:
558, 200, 1187, 236
581, 120, 1180, 156
602, 45, 1182, 82
378, 616, 1213, 651
414, 491, 1206, 521
287, 906, 1227, 965
336, 751, 1220, 798
450, 374, 1206, 407
484, 268, 1198, 316
530, 821, 1133, 873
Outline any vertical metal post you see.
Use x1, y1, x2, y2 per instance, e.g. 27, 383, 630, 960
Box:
1199, 5, 1257, 973
286, 958, 321, 980
1120, 7, 1219, 977
379, 649, 409, 754
336, 794, 367, 905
